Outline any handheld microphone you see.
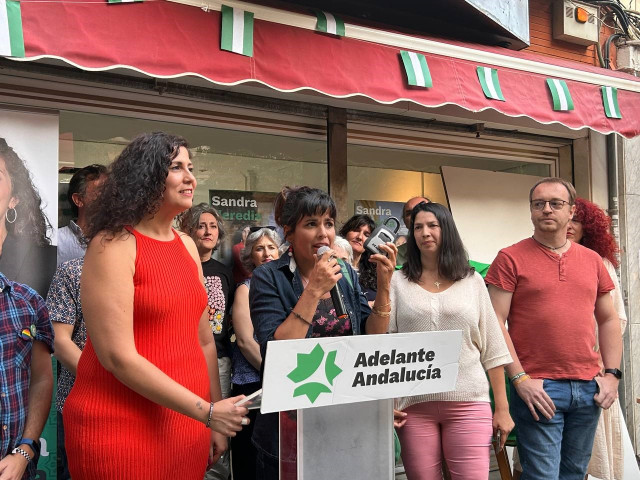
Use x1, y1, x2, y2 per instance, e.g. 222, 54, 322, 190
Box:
317, 246, 350, 320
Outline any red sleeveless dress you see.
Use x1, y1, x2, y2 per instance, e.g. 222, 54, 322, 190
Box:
64, 229, 210, 479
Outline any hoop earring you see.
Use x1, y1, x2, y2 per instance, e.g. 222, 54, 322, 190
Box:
5, 207, 16, 224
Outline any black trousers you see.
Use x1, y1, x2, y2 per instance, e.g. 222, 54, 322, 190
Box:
230, 381, 261, 480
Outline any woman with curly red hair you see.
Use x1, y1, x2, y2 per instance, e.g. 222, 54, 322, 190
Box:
567, 198, 626, 480
568, 198, 619, 268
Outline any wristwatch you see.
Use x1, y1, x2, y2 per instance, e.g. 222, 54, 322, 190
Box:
604, 368, 622, 379
11, 447, 31, 462
16, 438, 40, 463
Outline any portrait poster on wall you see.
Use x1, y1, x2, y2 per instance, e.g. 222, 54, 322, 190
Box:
208, 189, 280, 266
353, 200, 405, 229
0, 108, 58, 296
0, 108, 59, 478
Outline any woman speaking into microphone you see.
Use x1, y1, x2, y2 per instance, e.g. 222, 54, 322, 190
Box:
249, 186, 397, 480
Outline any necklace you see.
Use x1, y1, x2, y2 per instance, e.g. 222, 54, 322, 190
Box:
531, 236, 568, 251
420, 275, 442, 290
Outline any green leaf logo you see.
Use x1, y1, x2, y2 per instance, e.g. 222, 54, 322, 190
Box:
287, 343, 342, 403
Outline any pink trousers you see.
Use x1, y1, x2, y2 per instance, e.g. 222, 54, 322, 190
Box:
397, 401, 493, 480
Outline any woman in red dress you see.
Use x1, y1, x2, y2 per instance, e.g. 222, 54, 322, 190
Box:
63, 132, 248, 479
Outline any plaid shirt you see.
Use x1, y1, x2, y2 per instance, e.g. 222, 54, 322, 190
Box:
0, 272, 54, 472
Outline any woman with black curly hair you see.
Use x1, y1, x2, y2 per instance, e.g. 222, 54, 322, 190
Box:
567, 198, 626, 480
63, 132, 248, 479
0, 137, 56, 296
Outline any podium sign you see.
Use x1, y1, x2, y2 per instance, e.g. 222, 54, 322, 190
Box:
261, 330, 462, 414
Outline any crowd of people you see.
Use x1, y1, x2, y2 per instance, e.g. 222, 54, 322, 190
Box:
0, 131, 627, 480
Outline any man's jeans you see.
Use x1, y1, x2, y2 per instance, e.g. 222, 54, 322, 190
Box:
511, 379, 601, 480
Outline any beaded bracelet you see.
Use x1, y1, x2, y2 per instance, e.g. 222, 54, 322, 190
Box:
512, 374, 531, 386
205, 401, 214, 428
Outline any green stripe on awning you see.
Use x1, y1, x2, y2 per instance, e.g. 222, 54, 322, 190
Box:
546, 78, 574, 111
400, 50, 432, 88
477, 66, 505, 101
601, 86, 622, 119
1, 0, 24, 58
221, 4, 254, 57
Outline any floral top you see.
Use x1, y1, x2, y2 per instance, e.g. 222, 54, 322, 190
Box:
311, 297, 353, 337
46, 257, 85, 412
202, 258, 234, 359
205, 275, 226, 335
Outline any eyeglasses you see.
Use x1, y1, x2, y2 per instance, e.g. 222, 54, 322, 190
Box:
530, 200, 570, 211
249, 225, 277, 233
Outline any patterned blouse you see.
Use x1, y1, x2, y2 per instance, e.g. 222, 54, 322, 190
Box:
202, 258, 233, 358
46, 257, 85, 412
311, 297, 353, 337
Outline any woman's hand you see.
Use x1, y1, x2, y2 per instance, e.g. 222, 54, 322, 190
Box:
208, 431, 227, 467
492, 407, 514, 451
393, 409, 407, 428
305, 249, 342, 299
370, 242, 398, 289
209, 395, 249, 437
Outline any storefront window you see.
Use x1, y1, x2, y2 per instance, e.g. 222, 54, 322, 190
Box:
346, 139, 554, 226
59, 110, 327, 262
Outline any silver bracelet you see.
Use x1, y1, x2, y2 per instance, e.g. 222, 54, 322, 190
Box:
11, 447, 31, 462
205, 401, 214, 428
291, 310, 312, 325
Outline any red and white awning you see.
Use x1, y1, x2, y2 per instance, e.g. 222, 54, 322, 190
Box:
8, 0, 640, 138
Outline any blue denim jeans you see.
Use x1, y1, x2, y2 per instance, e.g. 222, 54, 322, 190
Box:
511, 379, 601, 480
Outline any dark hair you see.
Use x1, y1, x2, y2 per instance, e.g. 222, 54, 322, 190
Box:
339, 214, 377, 288
67, 164, 107, 218
0, 138, 52, 246
176, 203, 226, 252
273, 186, 336, 237
358, 249, 378, 292
84, 132, 189, 241
339, 214, 375, 239
529, 177, 576, 205
573, 197, 619, 268
403, 202, 472, 283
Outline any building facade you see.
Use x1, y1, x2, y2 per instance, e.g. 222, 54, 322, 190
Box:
1, 0, 639, 475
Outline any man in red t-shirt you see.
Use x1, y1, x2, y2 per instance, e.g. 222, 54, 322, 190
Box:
485, 177, 622, 480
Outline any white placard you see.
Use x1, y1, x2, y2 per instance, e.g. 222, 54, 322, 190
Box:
441, 166, 544, 265
261, 331, 462, 414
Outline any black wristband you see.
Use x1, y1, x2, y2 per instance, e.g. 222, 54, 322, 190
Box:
604, 368, 622, 379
